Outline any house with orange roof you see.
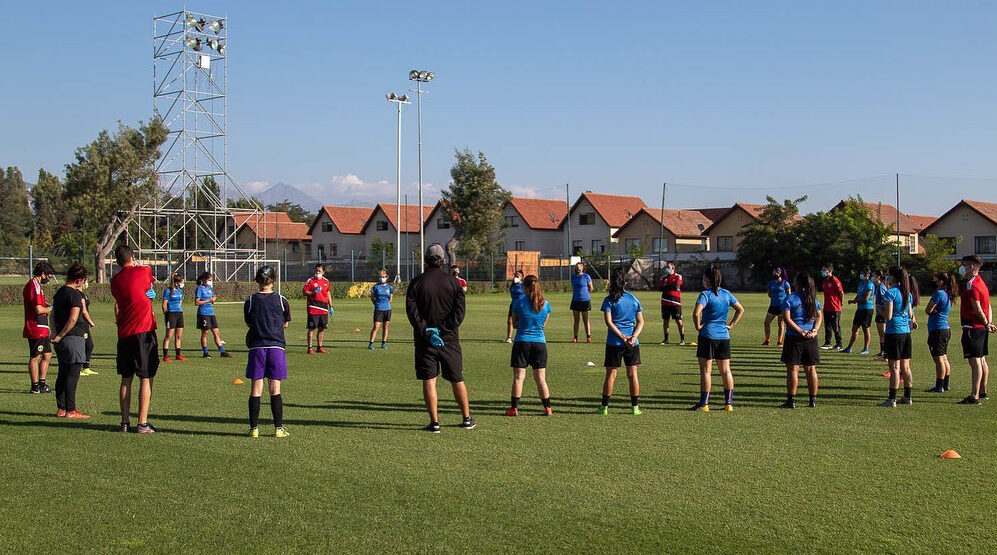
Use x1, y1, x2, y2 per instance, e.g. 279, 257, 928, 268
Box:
360, 203, 434, 261
498, 197, 569, 255
920, 199, 997, 261
230, 211, 312, 263
832, 201, 934, 255
308, 205, 374, 260
701, 203, 766, 259
611, 207, 716, 258
568, 192, 647, 255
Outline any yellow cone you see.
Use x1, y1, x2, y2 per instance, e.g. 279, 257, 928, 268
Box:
940, 450, 961, 459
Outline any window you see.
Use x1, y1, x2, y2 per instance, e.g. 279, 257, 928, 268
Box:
975, 235, 996, 255
908, 236, 917, 254
716, 236, 734, 252
316, 245, 325, 260
321, 222, 333, 232
330, 243, 338, 257
624, 238, 641, 252
572, 240, 583, 255
579, 212, 596, 226
651, 237, 668, 253
437, 218, 451, 230
504, 215, 518, 228
376, 220, 389, 231
291, 242, 299, 254
591, 239, 604, 254
514, 241, 525, 250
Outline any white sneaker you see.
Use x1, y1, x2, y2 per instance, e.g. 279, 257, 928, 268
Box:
878, 398, 897, 408
897, 397, 913, 405
504, 337, 513, 344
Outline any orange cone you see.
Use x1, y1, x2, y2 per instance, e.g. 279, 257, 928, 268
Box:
940, 450, 961, 459
231, 378, 244, 385
354, 328, 361, 333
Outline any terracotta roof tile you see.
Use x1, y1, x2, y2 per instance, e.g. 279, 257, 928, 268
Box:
232, 211, 311, 241
311, 205, 374, 235
573, 192, 647, 227
922, 199, 997, 235
615, 207, 716, 238
507, 197, 569, 230
365, 204, 434, 233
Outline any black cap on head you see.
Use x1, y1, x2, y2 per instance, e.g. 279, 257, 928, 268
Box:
256, 265, 276, 285
425, 243, 446, 267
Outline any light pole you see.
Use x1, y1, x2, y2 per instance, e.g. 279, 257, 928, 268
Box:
409, 69, 434, 273
386, 92, 410, 283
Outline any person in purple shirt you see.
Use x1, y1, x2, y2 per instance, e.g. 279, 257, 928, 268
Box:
244, 265, 292, 438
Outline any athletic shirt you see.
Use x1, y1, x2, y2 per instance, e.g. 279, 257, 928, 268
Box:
371, 283, 394, 311
244, 291, 291, 349
782, 293, 822, 337
696, 288, 739, 340
163, 287, 183, 313
767, 279, 790, 307
857, 279, 876, 310
509, 281, 525, 302
512, 297, 551, 343
110, 265, 157, 339
659, 273, 682, 306
822, 275, 844, 312
572, 272, 593, 302
304, 276, 332, 315
927, 290, 951, 332
874, 283, 888, 308
53, 286, 89, 338
456, 277, 468, 290
884, 287, 913, 335
600, 292, 642, 347
961, 275, 992, 329
22, 278, 50, 339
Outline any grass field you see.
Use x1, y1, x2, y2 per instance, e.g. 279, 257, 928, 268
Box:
2, 291, 995, 553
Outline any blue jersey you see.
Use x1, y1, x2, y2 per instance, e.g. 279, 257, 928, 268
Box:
162, 287, 183, 313
371, 283, 393, 311
874, 283, 888, 308
600, 292, 642, 347
857, 279, 876, 310
927, 290, 951, 332
509, 281, 525, 302
572, 272, 593, 302
696, 288, 739, 340
244, 291, 291, 349
195, 284, 215, 316
885, 287, 913, 334
512, 297, 551, 343
782, 293, 822, 337
767, 279, 791, 307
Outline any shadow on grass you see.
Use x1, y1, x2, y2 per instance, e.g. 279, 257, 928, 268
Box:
99, 411, 418, 431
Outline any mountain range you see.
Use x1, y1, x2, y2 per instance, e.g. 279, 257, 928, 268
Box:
254, 182, 322, 211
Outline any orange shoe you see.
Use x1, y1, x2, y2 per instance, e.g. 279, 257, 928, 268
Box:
162, 355, 171, 362
176, 354, 187, 361
586, 337, 592, 343
881, 371, 891, 378
306, 348, 314, 355
56, 409, 67, 418
316, 347, 329, 354
543, 407, 553, 416
66, 410, 91, 419
505, 407, 519, 417
572, 338, 578, 343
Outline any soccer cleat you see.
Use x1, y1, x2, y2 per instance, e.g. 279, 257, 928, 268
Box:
368, 342, 375, 350
56, 409, 67, 418
30, 385, 41, 394
80, 368, 98, 376
779, 401, 795, 409
505, 337, 514, 344
571, 338, 578, 344
897, 397, 913, 406
687, 341, 697, 346
176, 355, 187, 361
306, 348, 314, 355
316, 347, 329, 354
274, 427, 290, 438
423, 423, 441, 433
586, 337, 592, 343
688, 403, 709, 412
597, 405, 609, 416
981, 392, 990, 401
659, 341, 667, 346
808, 399, 817, 408
723, 404, 734, 412
136, 423, 157, 434
926, 386, 945, 393
66, 411, 90, 419
841, 347, 852, 354
859, 349, 870, 356
761, 340, 770, 346
776, 342, 783, 347
163, 355, 172, 362
878, 399, 897, 408
631, 406, 642, 416
958, 396, 981, 405
505, 407, 519, 417
381, 343, 388, 350
460, 417, 476, 430
679, 340, 690, 346
820, 344, 833, 350
881, 371, 892, 378
202, 353, 213, 359
38, 383, 52, 393
543, 407, 553, 416
220, 352, 234, 358
834, 345, 843, 351
120, 423, 130, 433
249, 427, 259, 438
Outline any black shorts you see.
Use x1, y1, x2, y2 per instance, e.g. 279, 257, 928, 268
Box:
197, 315, 218, 330
511, 341, 548, 370
767, 305, 783, 316
116, 331, 160, 379
697, 337, 731, 360
570, 300, 592, 312
307, 314, 329, 330
508, 303, 517, 318
604, 344, 641, 368
884, 333, 912, 361
373, 310, 392, 323
962, 329, 990, 359
927, 329, 951, 357
415, 340, 464, 382
875, 313, 886, 324
661, 304, 683, 320
27, 337, 52, 358
853, 309, 873, 329
781, 335, 820, 366
165, 311, 184, 330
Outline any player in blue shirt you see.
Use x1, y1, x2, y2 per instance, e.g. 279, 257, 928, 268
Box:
244, 265, 291, 438
691, 266, 745, 412
195, 272, 232, 358
879, 266, 918, 408
571, 262, 595, 343
925, 272, 960, 393
872, 270, 889, 358
763, 267, 791, 346
779, 273, 823, 408
597, 268, 644, 416
506, 275, 554, 417
368, 268, 394, 350
843, 269, 875, 355
504, 269, 526, 343
160, 272, 187, 362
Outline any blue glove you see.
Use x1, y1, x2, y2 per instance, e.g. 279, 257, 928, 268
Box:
146, 286, 157, 299
314, 286, 322, 294
425, 327, 444, 348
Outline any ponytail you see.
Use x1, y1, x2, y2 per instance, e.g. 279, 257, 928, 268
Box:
703, 265, 723, 294
794, 272, 817, 322
936, 272, 960, 304
889, 266, 910, 311
608, 267, 627, 302
523, 275, 545, 313
170, 272, 183, 291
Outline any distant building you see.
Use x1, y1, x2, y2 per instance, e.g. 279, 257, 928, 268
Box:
612, 207, 716, 258
702, 203, 766, 260
833, 201, 934, 254
567, 192, 647, 255
423, 202, 456, 251
307, 205, 374, 260
920, 199, 997, 261
360, 203, 434, 262
230, 211, 311, 263
500, 197, 569, 255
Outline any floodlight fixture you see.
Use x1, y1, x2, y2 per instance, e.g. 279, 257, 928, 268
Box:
408, 69, 434, 83
185, 36, 203, 51
206, 19, 224, 34
207, 38, 225, 53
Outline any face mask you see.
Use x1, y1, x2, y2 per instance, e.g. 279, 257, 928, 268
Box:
40, 277, 50, 285
859, 274, 867, 281
315, 273, 324, 279
958, 265, 968, 277
820, 271, 829, 278
664, 267, 673, 275
178, 282, 185, 289
513, 277, 521, 284
206, 280, 213, 288
379, 277, 387, 283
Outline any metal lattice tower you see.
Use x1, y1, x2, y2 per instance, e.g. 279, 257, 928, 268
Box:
126, 9, 265, 280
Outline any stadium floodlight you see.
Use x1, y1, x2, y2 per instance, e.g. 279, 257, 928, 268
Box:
386, 92, 397, 101
216, 42, 226, 55
186, 14, 198, 28
386, 92, 411, 282
207, 38, 225, 53
186, 15, 207, 32
399, 94, 409, 102
407, 69, 434, 270
206, 19, 224, 34
185, 36, 203, 51
408, 70, 434, 83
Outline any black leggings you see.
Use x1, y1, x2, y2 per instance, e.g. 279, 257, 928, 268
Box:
84, 336, 94, 369
55, 360, 83, 412
824, 310, 842, 346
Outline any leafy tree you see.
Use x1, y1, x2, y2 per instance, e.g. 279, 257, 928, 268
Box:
736, 195, 807, 283
369, 238, 395, 265
0, 166, 34, 246
63, 117, 168, 282
31, 168, 72, 246
266, 199, 314, 224
440, 148, 511, 263
904, 234, 960, 279
227, 196, 264, 210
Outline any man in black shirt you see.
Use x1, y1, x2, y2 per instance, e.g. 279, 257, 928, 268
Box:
406, 244, 474, 432
51, 263, 92, 419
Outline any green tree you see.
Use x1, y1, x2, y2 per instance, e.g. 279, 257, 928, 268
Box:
369, 238, 395, 265
736, 195, 807, 283
31, 168, 72, 247
266, 199, 314, 224
904, 234, 960, 279
440, 148, 511, 263
227, 196, 264, 210
63, 117, 169, 282
0, 166, 34, 246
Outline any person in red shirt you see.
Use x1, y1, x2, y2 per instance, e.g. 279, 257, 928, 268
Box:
23, 261, 56, 394
303, 263, 332, 354
957, 255, 996, 404
450, 265, 468, 292
110, 245, 160, 434
820, 263, 844, 350
658, 261, 690, 346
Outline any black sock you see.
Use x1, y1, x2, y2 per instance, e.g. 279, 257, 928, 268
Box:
903, 386, 912, 398
249, 396, 261, 428
601, 395, 610, 407
511, 396, 520, 409
31, 381, 39, 388
889, 388, 898, 400
680, 333, 685, 341
163, 347, 168, 358
787, 394, 794, 404
271, 394, 283, 428
631, 395, 639, 407
39, 379, 46, 386
176, 348, 181, 357
943, 375, 950, 389
541, 397, 551, 408
664, 332, 669, 342
935, 377, 943, 389
980, 388, 988, 397
809, 395, 816, 405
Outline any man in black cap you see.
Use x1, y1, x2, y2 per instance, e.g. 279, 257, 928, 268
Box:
406, 243, 474, 432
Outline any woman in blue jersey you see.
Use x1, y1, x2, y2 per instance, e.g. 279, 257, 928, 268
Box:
691, 266, 745, 412
368, 268, 394, 350
597, 268, 644, 416
161, 272, 186, 362
872, 270, 889, 358
763, 267, 791, 346
506, 275, 553, 417
879, 266, 918, 407
571, 262, 595, 343
505, 270, 526, 343
843, 268, 875, 355
195, 272, 232, 358
925, 272, 959, 393
780, 272, 823, 408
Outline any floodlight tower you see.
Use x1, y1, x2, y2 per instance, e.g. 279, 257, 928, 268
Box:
408, 69, 434, 272
386, 92, 410, 283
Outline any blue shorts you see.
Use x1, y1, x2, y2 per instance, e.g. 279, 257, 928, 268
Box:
245, 348, 288, 380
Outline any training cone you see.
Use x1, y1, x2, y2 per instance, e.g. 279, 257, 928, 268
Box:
354, 328, 361, 333
586, 361, 596, 367
231, 378, 244, 385
940, 450, 961, 459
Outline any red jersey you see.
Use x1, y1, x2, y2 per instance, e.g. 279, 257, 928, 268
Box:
110, 264, 157, 338
22, 278, 50, 339
822, 276, 843, 312
303, 276, 332, 316
659, 273, 682, 306
456, 277, 467, 290
961, 275, 992, 329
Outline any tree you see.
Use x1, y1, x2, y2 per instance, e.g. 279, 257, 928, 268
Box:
227, 196, 264, 210
737, 195, 807, 283
440, 148, 511, 263
63, 117, 168, 282
31, 168, 72, 246
905, 234, 960, 279
266, 199, 314, 224
0, 166, 33, 246
369, 238, 395, 266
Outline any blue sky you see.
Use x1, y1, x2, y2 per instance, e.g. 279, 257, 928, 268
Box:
2, 1, 996, 215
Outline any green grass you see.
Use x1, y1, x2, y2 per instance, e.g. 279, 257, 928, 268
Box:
1, 292, 995, 553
